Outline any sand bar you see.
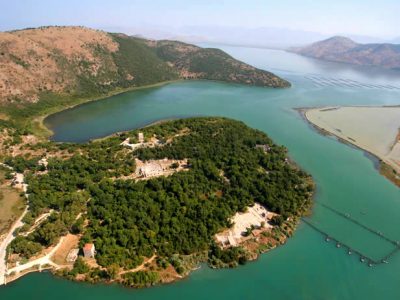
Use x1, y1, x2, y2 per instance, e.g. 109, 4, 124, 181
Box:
304, 106, 400, 176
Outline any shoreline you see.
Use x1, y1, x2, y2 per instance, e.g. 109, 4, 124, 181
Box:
35, 80, 182, 139
297, 106, 400, 187
2, 205, 308, 288
1, 155, 313, 287
0, 116, 314, 288
37, 78, 290, 141
89, 116, 198, 143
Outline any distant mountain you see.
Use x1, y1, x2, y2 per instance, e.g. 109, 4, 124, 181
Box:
391, 37, 400, 44
176, 26, 329, 48
102, 25, 389, 49
291, 36, 400, 69
0, 26, 289, 106
103, 25, 330, 49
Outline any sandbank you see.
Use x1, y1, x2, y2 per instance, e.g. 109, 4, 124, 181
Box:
304, 106, 400, 184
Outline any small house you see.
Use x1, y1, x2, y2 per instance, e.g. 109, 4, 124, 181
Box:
83, 243, 96, 258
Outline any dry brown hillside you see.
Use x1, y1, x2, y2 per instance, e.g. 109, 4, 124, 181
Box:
0, 26, 120, 104
0, 26, 289, 110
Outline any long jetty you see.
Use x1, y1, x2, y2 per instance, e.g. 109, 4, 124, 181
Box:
302, 202, 400, 266
318, 202, 399, 246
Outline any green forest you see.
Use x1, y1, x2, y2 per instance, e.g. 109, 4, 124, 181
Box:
6, 117, 313, 276
153, 40, 290, 87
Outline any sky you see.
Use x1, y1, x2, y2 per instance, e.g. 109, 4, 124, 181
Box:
1, 0, 399, 41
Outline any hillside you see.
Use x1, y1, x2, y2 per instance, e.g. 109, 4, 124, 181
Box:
0, 26, 289, 110
291, 36, 400, 70
151, 40, 288, 86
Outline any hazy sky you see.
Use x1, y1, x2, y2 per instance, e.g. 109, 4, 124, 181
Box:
1, 0, 399, 38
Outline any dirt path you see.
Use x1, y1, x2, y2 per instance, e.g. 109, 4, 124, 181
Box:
119, 255, 157, 275
21, 210, 53, 237
6, 237, 64, 278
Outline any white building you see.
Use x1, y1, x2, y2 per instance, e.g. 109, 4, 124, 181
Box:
83, 243, 96, 258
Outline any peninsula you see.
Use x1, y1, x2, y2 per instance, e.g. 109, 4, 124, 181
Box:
0, 117, 314, 287
0, 26, 312, 289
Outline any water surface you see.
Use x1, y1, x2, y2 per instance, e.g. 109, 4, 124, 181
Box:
4, 47, 400, 300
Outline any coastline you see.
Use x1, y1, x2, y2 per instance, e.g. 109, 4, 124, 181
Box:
91, 118, 183, 143
297, 106, 400, 187
34, 80, 182, 139
58, 216, 302, 287
2, 205, 308, 287
36, 78, 290, 141
1, 116, 314, 288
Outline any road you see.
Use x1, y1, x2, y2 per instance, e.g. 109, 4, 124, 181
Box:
0, 207, 28, 285
0, 166, 29, 285
6, 237, 64, 278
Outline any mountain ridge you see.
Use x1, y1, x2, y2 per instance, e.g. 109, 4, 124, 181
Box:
291, 36, 400, 69
0, 26, 289, 109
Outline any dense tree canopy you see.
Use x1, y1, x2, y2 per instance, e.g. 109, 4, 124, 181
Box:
7, 118, 313, 269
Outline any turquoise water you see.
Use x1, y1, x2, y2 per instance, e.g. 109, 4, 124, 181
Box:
3, 47, 400, 299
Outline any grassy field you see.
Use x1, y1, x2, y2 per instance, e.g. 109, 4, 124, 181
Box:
0, 170, 25, 237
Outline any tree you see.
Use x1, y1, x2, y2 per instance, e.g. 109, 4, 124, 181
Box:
72, 257, 90, 274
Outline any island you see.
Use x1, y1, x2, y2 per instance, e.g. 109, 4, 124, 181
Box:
0, 117, 314, 287
302, 106, 400, 187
